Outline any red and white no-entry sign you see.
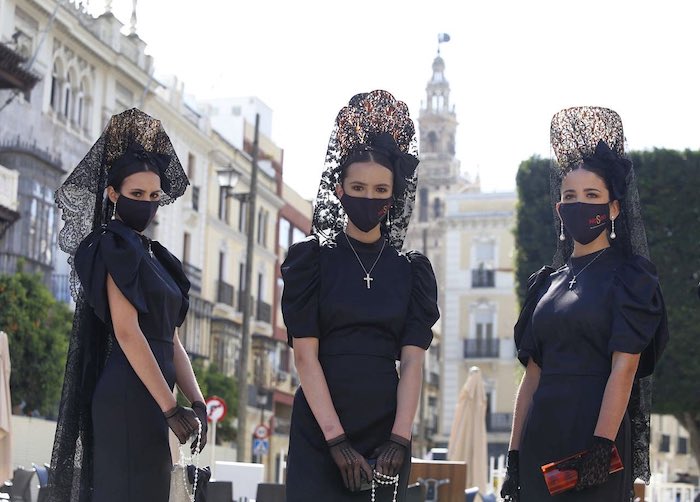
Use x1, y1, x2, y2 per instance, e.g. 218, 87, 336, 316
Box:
205, 396, 227, 423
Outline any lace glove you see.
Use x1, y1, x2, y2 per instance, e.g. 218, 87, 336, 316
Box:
372, 433, 410, 477
560, 436, 615, 490
327, 433, 373, 492
500, 450, 520, 501
164, 405, 199, 444
191, 401, 209, 453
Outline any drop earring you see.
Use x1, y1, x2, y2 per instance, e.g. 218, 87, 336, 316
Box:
610, 218, 616, 239
559, 219, 565, 241
111, 201, 116, 220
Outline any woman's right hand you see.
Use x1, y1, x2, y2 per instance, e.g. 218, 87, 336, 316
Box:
500, 450, 520, 501
164, 405, 199, 444
327, 433, 373, 492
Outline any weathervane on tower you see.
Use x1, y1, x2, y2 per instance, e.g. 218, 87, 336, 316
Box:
437, 33, 451, 54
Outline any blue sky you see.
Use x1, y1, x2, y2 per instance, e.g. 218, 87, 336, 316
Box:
103, 0, 700, 199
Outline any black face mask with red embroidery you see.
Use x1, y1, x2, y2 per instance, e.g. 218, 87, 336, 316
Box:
559, 202, 610, 245
340, 194, 392, 233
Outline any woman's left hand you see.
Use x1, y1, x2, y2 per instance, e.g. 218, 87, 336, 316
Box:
560, 436, 615, 490
372, 433, 410, 477
191, 401, 208, 453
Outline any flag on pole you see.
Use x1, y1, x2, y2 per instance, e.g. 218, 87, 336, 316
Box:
438, 33, 451, 44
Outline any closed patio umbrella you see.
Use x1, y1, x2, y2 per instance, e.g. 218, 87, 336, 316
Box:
0, 331, 12, 482
447, 366, 488, 494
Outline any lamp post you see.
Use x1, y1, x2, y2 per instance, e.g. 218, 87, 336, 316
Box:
216, 114, 261, 462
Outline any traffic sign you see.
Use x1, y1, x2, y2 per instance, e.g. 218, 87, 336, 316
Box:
253, 438, 269, 456
253, 424, 270, 440
205, 396, 227, 423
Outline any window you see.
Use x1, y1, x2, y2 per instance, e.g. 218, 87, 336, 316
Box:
183, 232, 191, 264
677, 437, 688, 454
474, 310, 494, 341
419, 188, 429, 222
238, 200, 248, 232
50, 62, 61, 112
63, 73, 72, 118
279, 218, 291, 251
187, 153, 196, 179
475, 241, 496, 268
659, 434, 670, 453
257, 209, 268, 246
433, 197, 442, 218
239, 263, 246, 293
257, 272, 264, 301
218, 251, 225, 280
292, 227, 306, 245
218, 186, 228, 222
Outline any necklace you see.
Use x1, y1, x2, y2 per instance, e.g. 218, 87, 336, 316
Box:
344, 232, 386, 289
568, 248, 608, 289
371, 471, 399, 502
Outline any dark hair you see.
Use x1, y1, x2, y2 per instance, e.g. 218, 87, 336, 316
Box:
338, 149, 394, 185
108, 162, 161, 191
566, 163, 615, 200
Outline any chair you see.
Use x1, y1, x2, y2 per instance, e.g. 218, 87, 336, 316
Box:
3, 467, 35, 502
465, 486, 480, 502
255, 482, 286, 502
207, 480, 233, 502
406, 482, 426, 502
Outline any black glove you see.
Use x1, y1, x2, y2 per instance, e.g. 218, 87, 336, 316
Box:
327, 433, 373, 492
560, 436, 615, 491
164, 405, 199, 445
500, 450, 520, 501
191, 401, 209, 454
372, 433, 410, 477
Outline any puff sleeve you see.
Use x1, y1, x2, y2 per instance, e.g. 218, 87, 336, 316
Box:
74, 227, 148, 324
280, 237, 321, 347
609, 255, 668, 377
514, 266, 554, 367
400, 251, 440, 350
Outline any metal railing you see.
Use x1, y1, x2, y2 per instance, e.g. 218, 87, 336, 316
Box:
463, 338, 500, 358
216, 280, 235, 307
472, 268, 495, 288
256, 300, 272, 323
487, 412, 513, 432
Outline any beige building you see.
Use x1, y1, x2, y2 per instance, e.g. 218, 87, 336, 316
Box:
650, 414, 699, 481
442, 191, 518, 458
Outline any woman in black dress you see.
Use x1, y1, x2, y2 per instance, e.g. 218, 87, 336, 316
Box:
281, 90, 440, 502
50, 109, 208, 502
501, 107, 668, 502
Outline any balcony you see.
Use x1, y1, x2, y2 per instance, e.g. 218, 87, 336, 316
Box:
237, 291, 254, 315
216, 280, 235, 307
487, 412, 513, 432
428, 371, 440, 387
256, 300, 272, 323
463, 338, 500, 359
472, 268, 495, 288
183, 262, 202, 294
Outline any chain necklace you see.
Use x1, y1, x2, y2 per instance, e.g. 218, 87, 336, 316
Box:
568, 247, 608, 289
344, 232, 386, 289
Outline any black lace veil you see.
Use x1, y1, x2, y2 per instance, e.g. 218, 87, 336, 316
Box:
311, 90, 419, 251
549, 106, 654, 483
49, 108, 188, 501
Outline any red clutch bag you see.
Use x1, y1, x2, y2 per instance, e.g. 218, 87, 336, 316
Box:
541, 445, 623, 496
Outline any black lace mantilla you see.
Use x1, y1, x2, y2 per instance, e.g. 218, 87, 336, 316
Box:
311, 90, 419, 251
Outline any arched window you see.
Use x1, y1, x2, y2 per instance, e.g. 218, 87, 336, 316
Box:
50, 60, 63, 112
63, 73, 72, 118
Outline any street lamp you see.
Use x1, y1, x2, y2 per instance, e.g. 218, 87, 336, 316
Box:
214, 114, 261, 462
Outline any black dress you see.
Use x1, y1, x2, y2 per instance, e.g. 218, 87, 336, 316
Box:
74, 219, 190, 502
515, 247, 666, 501
281, 233, 439, 502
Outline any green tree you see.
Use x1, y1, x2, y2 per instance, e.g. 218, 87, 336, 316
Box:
514, 155, 557, 305
178, 360, 238, 444
631, 148, 700, 465
0, 271, 72, 417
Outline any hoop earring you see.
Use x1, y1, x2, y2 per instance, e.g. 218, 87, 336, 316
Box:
559, 219, 565, 241
610, 218, 616, 239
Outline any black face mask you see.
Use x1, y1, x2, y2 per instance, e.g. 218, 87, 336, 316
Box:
340, 194, 392, 233
115, 195, 159, 232
559, 202, 611, 245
